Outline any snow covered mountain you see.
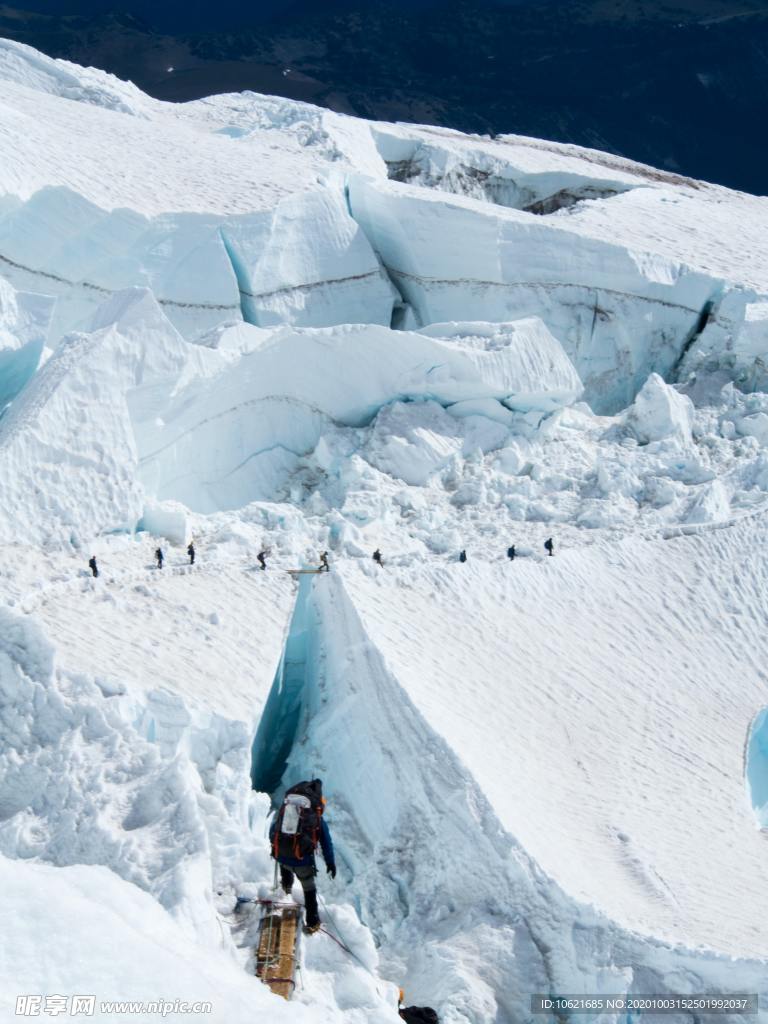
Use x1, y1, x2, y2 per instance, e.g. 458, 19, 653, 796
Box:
0, 36, 767, 1024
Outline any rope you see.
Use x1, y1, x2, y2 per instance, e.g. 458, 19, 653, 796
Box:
317, 893, 375, 975
319, 927, 356, 957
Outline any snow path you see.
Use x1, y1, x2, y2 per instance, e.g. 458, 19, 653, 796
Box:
341, 518, 768, 958
3, 537, 294, 720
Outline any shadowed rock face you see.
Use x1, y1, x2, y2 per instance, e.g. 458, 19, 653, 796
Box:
2, 0, 768, 193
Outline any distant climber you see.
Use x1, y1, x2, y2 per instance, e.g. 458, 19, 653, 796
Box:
319, 551, 330, 572
257, 550, 267, 571
373, 548, 383, 568
459, 549, 467, 563
544, 537, 554, 557
187, 541, 195, 565
270, 779, 336, 935
155, 547, 164, 569
507, 545, 516, 561
88, 556, 98, 578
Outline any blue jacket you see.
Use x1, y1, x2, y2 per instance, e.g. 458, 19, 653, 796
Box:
270, 815, 335, 871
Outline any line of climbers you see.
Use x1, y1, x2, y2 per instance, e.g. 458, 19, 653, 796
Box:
88, 538, 555, 578
88, 542, 196, 578
270, 777, 439, 1023
373, 537, 555, 567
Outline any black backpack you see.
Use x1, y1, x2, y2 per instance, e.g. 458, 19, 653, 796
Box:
400, 1009, 439, 1024
273, 780, 324, 860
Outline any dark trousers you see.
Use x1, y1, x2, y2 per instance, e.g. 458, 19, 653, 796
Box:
280, 864, 319, 927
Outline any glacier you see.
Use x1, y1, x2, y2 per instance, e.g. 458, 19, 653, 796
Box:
0, 36, 768, 1024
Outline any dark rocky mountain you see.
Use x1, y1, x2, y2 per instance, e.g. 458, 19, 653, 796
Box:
2, 0, 767, 193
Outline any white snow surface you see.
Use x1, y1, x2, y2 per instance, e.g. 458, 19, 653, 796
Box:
1, 38, 768, 1024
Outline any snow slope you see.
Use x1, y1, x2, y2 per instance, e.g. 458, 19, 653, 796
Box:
256, 570, 768, 1018
340, 521, 768, 958
1, 37, 768, 1024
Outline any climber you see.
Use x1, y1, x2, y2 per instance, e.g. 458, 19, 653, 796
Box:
155, 546, 164, 569
373, 548, 383, 567
187, 541, 195, 565
257, 550, 267, 571
270, 779, 336, 935
88, 556, 98, 579
459, 549, 467, 563
507, 545, 516, 561
544, 537, 554, 557
319, 551, 330, 572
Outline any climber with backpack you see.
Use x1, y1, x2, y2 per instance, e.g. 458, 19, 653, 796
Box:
269, 778, 336, 935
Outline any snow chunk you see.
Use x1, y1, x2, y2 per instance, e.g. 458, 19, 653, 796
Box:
685, 479, 730, 525
446, 397, 514, 425
626, 373, 694, 446
366, 401, 463, 486
737, 412, 768, 447
139, 499, 189, 546
420, 319, 583, 412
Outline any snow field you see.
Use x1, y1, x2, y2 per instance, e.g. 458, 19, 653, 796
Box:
339, 522, 768, 960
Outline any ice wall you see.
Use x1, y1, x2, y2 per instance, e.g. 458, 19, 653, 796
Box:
0, 187, 242, 340
140, 319, 579, 514
251, 573, 314, 798
0, 184, 396, 342
347, 174, 748, 413
0, 286, 582, 541
221, 189, 396, 329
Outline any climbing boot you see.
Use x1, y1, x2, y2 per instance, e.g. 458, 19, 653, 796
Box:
304, 889, 320, 933
279, 867, 294, 896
